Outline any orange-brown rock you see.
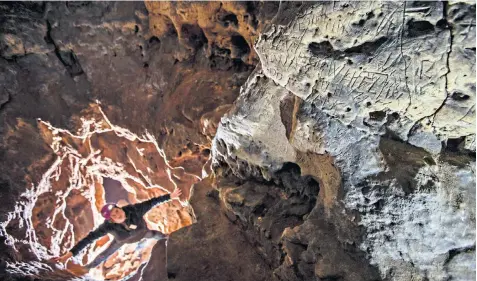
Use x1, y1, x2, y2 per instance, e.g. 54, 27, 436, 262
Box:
0, 2, 318, 281
145, 2, 280, 64
22, 104, 201, 280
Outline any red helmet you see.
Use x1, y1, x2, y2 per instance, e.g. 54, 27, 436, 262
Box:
101, 203, 117, 220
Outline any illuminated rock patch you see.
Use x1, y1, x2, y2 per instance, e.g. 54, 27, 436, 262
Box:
1, 104, 205, 280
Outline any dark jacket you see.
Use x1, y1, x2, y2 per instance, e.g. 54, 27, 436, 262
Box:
70, 194, 171, 256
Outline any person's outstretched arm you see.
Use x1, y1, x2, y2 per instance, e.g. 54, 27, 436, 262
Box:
53, 222, 109, 263
132, 189, 182, 217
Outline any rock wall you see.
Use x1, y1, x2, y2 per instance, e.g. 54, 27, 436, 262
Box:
0, 1, 305, 281
212, 1, 475, 281
0, 104, 201, 280
145, 1, 276, 64
0, 1, 475, 281
0, 2, 264, 281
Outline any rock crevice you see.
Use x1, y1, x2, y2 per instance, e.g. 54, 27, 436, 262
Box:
0, 2, 475, 281
212, 2, 475, 281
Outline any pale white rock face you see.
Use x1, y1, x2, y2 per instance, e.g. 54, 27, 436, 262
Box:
255, 1, 475, 152
213, 73, 297, 175
464, 134, 476, 152
436, 2, 476, 141
212, 1, 475, 280
356, 163, 476, 281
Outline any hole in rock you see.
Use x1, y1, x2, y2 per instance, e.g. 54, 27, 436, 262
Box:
308, 41, 335, 56
406, 20, 434, 37
451, 91, 470, 101
446, 137, 465, 152
276, 162, 320, 199
369, 110, 386, 121
231, 34, 250, 57
202, 148, 211, 157
181, 24, 208, 50
221, 13, 238, 27
1, 105, 206, 281
279, 161, 302, 174
344, 36, 388, 56
352, 19, 366, 27
387, 112, 400, 123
436, 18, 448, 29
148, 36, 160, 44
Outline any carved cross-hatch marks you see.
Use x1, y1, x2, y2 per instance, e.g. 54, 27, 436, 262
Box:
256, 1, 461, 143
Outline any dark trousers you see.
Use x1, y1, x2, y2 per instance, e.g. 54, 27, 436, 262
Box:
85, 230, 167, 269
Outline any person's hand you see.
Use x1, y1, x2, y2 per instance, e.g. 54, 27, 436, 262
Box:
170, 188, 182, 200
52, 252, 73, 264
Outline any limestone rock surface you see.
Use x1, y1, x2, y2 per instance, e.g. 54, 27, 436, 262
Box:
0, 1, 475, 281
212, 2, 475, 281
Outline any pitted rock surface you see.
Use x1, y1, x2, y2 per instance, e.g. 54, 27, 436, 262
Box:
0, 1, 286, 281
256, 1, 475, 152
0, 2, 475, 281
213, 2, 475, 281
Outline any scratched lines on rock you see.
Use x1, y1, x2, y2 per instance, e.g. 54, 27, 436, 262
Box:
258, 2, 442, 108
316, 65, 405, 105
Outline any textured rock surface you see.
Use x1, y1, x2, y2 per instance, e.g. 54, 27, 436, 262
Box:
2, 104, 200, 280
256, 1, 475, 149
212, 1, 475, 281
145, 1, 279, 65
0, 1, 475, 281
167, 177, 273, 281
0, 1, 284, 280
